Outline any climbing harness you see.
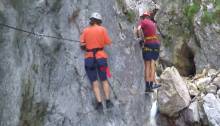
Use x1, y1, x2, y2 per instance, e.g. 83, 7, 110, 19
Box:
86, 47, 112, 77
143, 47, 159, 52
86, 48, 104, 58
144, 35, 158, 41
86, 48, 117, 99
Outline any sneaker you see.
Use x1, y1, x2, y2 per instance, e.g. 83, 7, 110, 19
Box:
95, 102, 103, 113
151, 83, 161, 89
106, 100, 114, 109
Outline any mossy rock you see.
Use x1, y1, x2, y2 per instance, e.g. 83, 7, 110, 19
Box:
50, 0, 62, 13
19, 79, 48, 126
32, 64, 39, 74
200, 0, 220, 25
183, 1, 200, 30
125, 9, 136, 23
10, 0, 25, 11
116, 0, 126, 9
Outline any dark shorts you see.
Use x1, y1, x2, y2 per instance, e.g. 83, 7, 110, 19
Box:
85, 58, 108, 83
142, 43, 160, 61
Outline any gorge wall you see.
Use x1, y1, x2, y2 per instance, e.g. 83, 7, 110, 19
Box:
0, 0, 220, 126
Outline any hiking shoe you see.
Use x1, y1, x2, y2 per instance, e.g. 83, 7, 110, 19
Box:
151, 83, 161, 89
106, 100, 114, 109
145, 88, 154, 93
95, 102, 103, 113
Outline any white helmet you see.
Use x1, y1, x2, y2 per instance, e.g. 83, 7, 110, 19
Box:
90, 12, 102, 21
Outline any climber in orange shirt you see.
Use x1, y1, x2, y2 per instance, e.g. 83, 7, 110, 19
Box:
80, 12, 113, 112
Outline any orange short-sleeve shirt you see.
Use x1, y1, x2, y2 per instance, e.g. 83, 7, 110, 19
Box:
80, 24, 111, 59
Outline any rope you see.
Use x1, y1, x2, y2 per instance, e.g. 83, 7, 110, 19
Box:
0, 23, 81, 43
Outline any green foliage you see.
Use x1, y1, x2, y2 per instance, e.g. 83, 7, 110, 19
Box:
201, 11, 214, 25
125, 10, 136, 23
163, 36, 172, 47
116, 0, 136, 22
214, 1, 220, 23
201, 0, 220, 25
184, 2, 200, 24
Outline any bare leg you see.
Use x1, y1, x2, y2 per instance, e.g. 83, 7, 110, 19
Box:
144, 61, 147, 81
145, 61, 151, 82
150, 60, 161, 89
92, 80, 102, 102
102, 80, 110, 100
150, 60, 156, 82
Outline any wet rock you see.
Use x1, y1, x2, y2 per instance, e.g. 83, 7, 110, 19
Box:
183, 101, 200, 124
205, 84, 218, 94
203, 93, 220, 126
158, 67, 191, 117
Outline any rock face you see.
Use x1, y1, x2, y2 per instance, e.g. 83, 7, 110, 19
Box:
0, 0, 154, 126
1, 0, 220, 126
158, 67, 191, 117
156, 0, 220, 74
213, 76, 220, 89
203, 93, 220, 126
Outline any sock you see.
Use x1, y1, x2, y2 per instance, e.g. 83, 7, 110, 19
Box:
150, 81, 153, 88
145, 81, 150, 89
97, 101, 102, 104
106, 99, 110, 102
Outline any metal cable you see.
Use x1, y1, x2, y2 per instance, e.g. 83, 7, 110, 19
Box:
0, 23, 80, 43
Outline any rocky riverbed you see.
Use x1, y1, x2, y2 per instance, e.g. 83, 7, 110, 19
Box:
157, 67, 220, 126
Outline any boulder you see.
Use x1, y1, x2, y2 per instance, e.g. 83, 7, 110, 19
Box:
183, 101, 200, 124
203, 93, 220, 126
196, 77, 212, 93
205, 84, 218, 94
213, 76, 220, 89
158, 67, 191, 117
217, 90, 220, 98
186, 81, 200, 97
198, 99, 209, 126
207, 69, 218, 77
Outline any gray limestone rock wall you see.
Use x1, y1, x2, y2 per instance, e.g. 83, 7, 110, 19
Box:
1, 0, 220, 126
0, 0, 153, 126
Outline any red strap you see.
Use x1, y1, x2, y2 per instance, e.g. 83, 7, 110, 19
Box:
106, 67, 112, 78
100, 66, 112, 78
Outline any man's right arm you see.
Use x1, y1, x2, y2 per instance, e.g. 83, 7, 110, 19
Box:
137, 25, 144, 47
80, 30, 86, 50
